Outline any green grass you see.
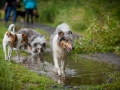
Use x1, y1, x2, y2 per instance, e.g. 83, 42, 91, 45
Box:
0, 22, 60, 90
37, 0, 120, 37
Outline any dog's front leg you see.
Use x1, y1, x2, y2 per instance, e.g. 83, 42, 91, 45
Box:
8, 47, 13, 61
53, 56, 61, 75
16, 49, 21, 62
3, 46, 8, 60
61, 59, 66, 76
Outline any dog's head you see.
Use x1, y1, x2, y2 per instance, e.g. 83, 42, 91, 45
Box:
31, 42, 46, 54
22, 34, 28, 44
6, 31, 18, 47
58, 31, 74, 52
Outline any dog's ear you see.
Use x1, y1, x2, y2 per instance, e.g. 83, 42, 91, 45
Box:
34, 43, 37, 47
22, 34, 28, 43
58, 31, 64, 37
6, 31, 11, 37
42, 43, 46, 49
22, 33, 27, 38
68, 31, 72, 34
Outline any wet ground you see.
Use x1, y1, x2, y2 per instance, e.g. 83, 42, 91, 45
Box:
81, 53, 120, 66
12, 50, 120, 86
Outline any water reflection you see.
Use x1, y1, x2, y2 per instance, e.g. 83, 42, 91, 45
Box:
24, 56, 44, 73
12, 53, 118, 86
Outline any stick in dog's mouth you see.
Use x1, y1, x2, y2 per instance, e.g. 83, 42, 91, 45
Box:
60, 40, 72, 52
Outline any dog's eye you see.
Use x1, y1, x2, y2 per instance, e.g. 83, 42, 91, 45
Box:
66, 40, 68, 42
68, 31, 72, 34
34, 44, 37, 47
41, 48, 44, 52
37, 48, 39, 50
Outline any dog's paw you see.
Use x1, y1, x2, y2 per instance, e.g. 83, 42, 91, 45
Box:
5, 57, 8, 60
61, 72, 65, 76
16, 57, 22, 63
61, 69, 65, 76
8, 57, 11, 61
16, 60, 22, 63
57, 68, 62, 76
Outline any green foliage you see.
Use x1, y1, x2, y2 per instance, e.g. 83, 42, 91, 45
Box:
0, 1, 4, 9
37, 0, 120, 55
73, 17, 120, 54
37, 0, 120, 33
38, 1, 59, 23
0, 60, 21, 90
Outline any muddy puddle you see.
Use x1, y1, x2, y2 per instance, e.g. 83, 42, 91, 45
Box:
13, 52, 119, 86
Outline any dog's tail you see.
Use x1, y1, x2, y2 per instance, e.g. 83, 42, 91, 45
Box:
8, 24, 15, 33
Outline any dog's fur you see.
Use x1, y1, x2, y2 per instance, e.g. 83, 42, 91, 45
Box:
50, 23, 74, 76
17, 28, 46, 56
3, 24, 28, 61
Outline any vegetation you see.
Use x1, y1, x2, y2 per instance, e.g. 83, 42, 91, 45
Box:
36, 0, 120, 54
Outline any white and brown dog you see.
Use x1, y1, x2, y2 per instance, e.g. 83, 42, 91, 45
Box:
3, 24, 28, 61
50, 23, 74, 76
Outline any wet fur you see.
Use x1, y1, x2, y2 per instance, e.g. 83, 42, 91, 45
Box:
17, 28, 46, 56
3, 24, 28, 61
50, 23, 73, 76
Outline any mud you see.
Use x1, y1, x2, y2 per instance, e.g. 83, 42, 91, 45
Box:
81, 53, 120, 66
12, 50, 119, 86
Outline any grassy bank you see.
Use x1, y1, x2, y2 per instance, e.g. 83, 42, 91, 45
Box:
0, 23, 60, 90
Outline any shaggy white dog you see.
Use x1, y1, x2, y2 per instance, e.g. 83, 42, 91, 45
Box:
50, 23, 74, 76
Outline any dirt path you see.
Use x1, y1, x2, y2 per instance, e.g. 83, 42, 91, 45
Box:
81, 53, 120, 66
19, 22, 80, 38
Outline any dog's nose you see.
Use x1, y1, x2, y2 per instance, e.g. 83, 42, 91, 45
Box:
72, 47, 75, 50
28, 43, 31, 46
8, 41, 10, 43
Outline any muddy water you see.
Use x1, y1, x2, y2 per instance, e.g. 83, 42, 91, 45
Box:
14, 52, 118, 86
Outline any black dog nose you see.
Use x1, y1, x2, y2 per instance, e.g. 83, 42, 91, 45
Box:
28, 43, 31, 46
72, 47, 75, 50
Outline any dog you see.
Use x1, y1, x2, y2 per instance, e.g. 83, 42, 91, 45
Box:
33, 9, 39, 22
2, 24, 28, 61
50, 23, 74, 76
17, 28, 46, 57
16, 10, 26, 22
